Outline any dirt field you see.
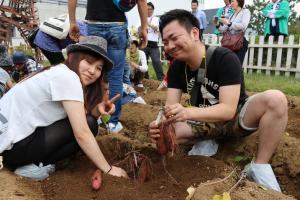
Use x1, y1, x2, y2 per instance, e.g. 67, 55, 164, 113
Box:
0, 79, 299, 200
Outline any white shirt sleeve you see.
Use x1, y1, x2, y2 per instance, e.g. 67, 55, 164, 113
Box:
230, 9, 251, 32
0, 68, 10, 85
138, 50, 148, 73
50, 68, 84, 102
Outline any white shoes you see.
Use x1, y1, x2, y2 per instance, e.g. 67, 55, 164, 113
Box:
108, 122, 123, 133
14, 163, 55, 181
245, 161, 281, 192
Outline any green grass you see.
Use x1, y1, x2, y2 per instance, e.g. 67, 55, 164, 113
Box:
244, 73, 300, 96
147, 63, 300, 96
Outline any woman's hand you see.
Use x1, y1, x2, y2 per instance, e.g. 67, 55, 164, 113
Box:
107, 166, 129, 178
164, 103, 189, 122
219, 17, 230, 25
98, 101, 115, 115
99, 93, 121, 115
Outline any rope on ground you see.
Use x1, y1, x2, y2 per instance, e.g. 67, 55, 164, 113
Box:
198, 167, 238, 187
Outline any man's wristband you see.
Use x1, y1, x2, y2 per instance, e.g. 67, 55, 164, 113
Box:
228, 22, 232, 27
106, 165, 112, 174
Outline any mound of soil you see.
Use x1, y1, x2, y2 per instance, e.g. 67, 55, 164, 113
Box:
0, 79, 299, 199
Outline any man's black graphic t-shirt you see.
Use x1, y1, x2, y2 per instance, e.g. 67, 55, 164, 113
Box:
168, 46, 248, 107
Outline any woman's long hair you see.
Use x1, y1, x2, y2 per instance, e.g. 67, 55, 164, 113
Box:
64, 51, 108, 114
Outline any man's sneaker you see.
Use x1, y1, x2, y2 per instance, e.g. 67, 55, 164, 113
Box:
245, 161, 281, 192
108, 122, 123, 133
14, 163, 49, 181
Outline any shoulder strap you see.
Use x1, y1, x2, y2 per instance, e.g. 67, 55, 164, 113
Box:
190, 46, 217, 106
196, 46, 217, 84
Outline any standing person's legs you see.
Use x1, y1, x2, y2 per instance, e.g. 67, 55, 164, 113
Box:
235, 39, 249, 97
123, 62, 132, 85
141, 47, 150, 79
149, 47, 164, 81
87, 23, 128, 131
39, 48, 65, 65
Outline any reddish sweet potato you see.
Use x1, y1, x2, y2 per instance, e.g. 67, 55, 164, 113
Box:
158, 122, 177, 155
137, 155, 152, 183
91, 169, 102, 190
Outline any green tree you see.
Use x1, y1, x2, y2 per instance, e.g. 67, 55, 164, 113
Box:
245, 0, 300, 35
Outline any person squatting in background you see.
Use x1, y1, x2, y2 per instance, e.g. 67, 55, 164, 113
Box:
0, 36, 128, 181
11, 51, 43, 82
123, 38, 148, 87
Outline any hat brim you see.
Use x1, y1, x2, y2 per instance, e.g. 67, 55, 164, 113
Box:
66, 44, 113, 71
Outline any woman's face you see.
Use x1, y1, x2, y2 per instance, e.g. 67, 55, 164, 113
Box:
78, 55, 104, 86
231, 0, 239, 10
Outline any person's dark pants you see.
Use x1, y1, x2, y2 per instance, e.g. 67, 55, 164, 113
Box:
234, 37, 249, 98
2, 115, 97, 170
200, 29, 204, 41
142, 45, 164, 81
40, 48, 65, 65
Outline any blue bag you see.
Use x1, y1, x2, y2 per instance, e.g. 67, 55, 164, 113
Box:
112, 0, 137, 12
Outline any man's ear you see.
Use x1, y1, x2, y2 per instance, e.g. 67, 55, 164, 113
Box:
191, 27, 200, 41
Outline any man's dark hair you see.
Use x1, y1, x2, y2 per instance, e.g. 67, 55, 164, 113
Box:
159, 9, 200, 38
147, 2, 154, 10
237, 0, 245, 8
191, 0, 199, 5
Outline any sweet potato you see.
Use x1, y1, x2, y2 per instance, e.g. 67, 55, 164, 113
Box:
137, 155, 152, 183
158, 122, 177, 155
91, 169, 102, 190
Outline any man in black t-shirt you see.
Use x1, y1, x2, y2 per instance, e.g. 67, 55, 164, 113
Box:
149, 9, 287, 193
68, 0, 148, 133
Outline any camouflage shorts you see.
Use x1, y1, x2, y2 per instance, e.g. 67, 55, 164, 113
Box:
188, 98, 257, 139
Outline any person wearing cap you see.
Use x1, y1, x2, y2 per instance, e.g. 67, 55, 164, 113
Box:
31, 20, 87, 65
0, 45, 15, 98
68, 0, 148, 134
11, 51, 43, 82
0, 36, 128, 180
123, 39, 148, 87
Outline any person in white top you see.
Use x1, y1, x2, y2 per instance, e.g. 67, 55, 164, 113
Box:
0, 36, 128, 180
123, 39, 148, 87
141, 2, 164, 81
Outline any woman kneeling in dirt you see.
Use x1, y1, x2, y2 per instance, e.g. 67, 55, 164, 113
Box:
0, 36, 128, 180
